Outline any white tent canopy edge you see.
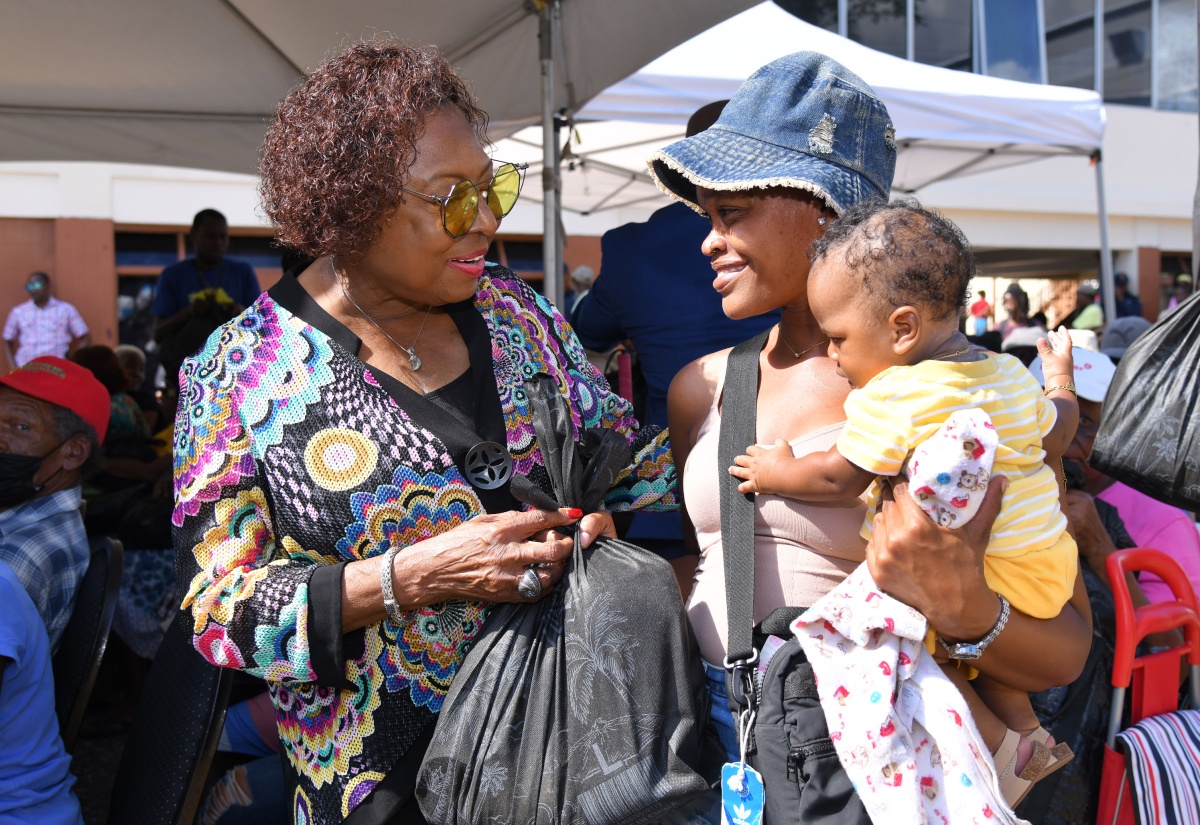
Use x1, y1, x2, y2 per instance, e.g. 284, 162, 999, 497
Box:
506, 1, 1115, 317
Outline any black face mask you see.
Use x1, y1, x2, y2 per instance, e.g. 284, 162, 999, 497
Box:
1062, 458, 1089, 492
0, 443, 64, 508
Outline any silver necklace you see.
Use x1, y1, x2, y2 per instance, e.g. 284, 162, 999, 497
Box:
338, 278, 431, 372
777, 326, 828, 359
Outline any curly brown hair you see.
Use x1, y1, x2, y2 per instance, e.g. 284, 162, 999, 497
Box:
259, 42, 489, 259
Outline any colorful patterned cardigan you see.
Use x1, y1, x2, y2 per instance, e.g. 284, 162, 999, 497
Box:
172, 266, 676, 823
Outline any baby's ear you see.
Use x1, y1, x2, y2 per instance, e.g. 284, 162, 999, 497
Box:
889, 305, 921, 355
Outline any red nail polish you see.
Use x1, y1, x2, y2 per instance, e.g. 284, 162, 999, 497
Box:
567, 508, 583, 519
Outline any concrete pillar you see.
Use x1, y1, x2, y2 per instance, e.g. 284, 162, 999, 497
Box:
1137, 246, 1163, 321
54, 218, 117, 347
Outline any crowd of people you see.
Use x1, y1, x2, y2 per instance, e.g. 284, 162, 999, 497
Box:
0, 39, 1196, 825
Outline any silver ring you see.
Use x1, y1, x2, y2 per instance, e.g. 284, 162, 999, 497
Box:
517, 567, 543, 600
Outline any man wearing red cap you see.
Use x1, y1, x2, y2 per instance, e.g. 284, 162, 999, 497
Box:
0, 356, 109, 650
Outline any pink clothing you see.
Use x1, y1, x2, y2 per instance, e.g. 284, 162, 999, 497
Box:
3, 298, 88, 366
1097, 481, 1200, 605
683, 366, 867, 665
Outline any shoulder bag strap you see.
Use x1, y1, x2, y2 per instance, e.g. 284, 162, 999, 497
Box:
719, 329, 770, 714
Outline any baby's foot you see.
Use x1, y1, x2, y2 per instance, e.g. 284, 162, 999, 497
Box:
1012, 727, 1051, 775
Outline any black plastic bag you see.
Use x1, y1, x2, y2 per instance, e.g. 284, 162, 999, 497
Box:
416, 375, 710, 825
1090, 293, 1200, 509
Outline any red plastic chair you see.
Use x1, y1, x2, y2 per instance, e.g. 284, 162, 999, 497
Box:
1096, 548, 1200, 825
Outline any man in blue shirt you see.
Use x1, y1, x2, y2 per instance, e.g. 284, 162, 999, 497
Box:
0, 356, 108, 651
570, 102, 779, 556
0, 560, 85, 824
152, 209, 262, 382
1112, 272, 1143, 319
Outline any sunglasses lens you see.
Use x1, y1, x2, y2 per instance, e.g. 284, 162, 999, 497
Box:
486, 163, 523, 219
443, 182, 480, 238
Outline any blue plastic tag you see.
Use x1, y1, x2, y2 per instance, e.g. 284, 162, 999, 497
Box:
721, 762, 764, 825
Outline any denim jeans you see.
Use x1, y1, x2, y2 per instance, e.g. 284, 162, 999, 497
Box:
704, 660, 741, 763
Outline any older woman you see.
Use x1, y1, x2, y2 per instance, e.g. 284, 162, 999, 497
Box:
173, 43, 674, 824
655, 51, 1093, 787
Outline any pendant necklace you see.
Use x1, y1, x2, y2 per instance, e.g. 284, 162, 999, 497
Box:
337, 274, 431, 372
777, 326, 828, 359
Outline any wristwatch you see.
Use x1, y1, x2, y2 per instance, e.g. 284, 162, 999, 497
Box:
937, 593, 1010, 660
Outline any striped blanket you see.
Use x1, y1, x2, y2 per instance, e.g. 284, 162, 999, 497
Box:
1116, 709, 1200, 825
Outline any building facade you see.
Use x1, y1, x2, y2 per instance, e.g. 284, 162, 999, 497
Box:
1, 0, 1195, 344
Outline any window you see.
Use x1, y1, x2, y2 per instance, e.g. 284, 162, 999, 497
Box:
1104, 0, 1152, 106
1156, 0, 1198, 111
225, 235, 286, 270
773, 0, 839, 31
114, 232, 179, 272
848, 0, 908, 58
1046, 0, 1096, 89
980, 0, 1045, 83
915, 0, 973, 70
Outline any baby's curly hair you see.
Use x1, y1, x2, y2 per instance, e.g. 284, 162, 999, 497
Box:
259, 42, 489, 259
809, 198, 974, 321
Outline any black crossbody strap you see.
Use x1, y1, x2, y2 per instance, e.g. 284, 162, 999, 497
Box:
718, 329, 770, 714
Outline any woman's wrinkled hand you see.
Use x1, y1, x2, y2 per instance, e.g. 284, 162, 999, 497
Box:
393, 507, 582, 606
866, 475, 1008, 640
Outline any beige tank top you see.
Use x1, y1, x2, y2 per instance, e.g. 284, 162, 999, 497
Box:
684, 365, 867, 665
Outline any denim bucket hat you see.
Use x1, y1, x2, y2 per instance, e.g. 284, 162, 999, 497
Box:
647, 51, 896, 215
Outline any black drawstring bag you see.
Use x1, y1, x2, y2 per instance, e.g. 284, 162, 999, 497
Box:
1090, 293, 1200, 510
415, 375, 711, 825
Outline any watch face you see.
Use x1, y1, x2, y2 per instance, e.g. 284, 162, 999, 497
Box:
950, 643, 982, 660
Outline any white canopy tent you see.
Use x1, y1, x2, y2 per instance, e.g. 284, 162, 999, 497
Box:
495, 1, 1116, 317
0, 0, 761, 304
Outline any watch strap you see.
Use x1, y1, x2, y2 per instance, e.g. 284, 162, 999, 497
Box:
937, 593, 1010, 659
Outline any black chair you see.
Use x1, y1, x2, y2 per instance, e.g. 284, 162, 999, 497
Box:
52, 535, 124, 753
108, 610, 233, 825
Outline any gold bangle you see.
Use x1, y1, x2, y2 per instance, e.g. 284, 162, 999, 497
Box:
1044, 382, 1077, 396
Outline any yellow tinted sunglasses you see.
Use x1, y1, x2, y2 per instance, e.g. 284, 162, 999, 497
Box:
400, 161, 528, 239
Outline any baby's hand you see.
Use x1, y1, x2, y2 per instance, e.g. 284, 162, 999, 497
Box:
1037, 326, 1074, 386
730, 439, 795, 495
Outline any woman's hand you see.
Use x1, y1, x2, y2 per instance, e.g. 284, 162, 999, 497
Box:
342, 507, 586, 630
868, 475, 1093, 691
576, 510, 617, 550
397, 508, 583, 606
866, 476, 1007, 638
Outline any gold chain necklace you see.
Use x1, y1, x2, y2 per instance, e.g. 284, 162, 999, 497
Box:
777, 326, 828, 359
937, 345, 973, 360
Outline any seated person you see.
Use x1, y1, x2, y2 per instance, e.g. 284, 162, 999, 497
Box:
1020, 450, 1184, 824
1029, 347, 1200, 607
1000, 324, 1049, 367
71, 346, 170, 487
0, 356, 107, 650
0, 560, 85, 824
114, 344, 164, 432
731, 200, 1079, 806
72, 347, 177, 659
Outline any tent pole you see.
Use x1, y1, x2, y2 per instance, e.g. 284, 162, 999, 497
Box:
539, 1, 560, 307
1094, 150, 1117, 324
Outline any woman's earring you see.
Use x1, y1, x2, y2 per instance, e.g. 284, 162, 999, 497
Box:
817, 216, 827, 226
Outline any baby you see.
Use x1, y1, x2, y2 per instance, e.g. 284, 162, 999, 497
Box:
730, 199, 1079, 806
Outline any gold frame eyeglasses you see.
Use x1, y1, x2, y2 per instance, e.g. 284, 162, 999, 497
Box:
400, 161, 529, 239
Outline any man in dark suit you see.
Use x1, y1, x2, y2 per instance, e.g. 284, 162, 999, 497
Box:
570, 101, 779, 557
